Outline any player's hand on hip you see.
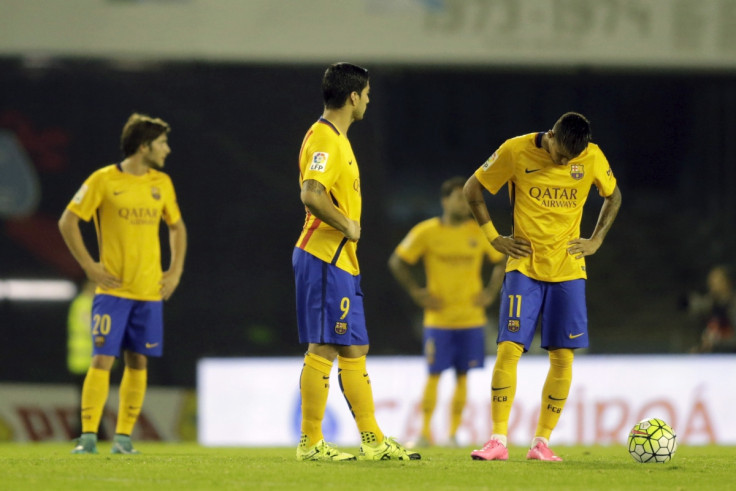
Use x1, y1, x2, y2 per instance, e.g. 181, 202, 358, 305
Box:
567, 237, 601, 259
86, 262, 122, 289
410, 287, 442, 310
344, 219, 361, 241
474, 289, 496, 307
160, 270, 182, 300
493, 236, 532, 259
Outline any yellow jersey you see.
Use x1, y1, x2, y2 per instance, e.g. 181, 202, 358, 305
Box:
395, 217, 505, 328
67, 164, 182, 300
296, 118, 361, 275
475, 132, 617, 282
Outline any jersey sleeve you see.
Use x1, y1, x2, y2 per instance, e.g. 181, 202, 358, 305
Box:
66, 170, 105, 221
161, 174, 182, 226
474, 140, 515, 194
301, 133, 342, 192
592, 148, 617, 197
394, 222, 429, 265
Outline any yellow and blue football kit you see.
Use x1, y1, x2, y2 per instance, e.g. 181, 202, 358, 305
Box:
293, 117, 367, 345
475, 132, 617, 351
395, 217, 504, 372
67, 163, 181, 357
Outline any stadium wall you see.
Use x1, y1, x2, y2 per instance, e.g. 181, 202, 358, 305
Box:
2, 0, 736, 68
1, 60, 735, 387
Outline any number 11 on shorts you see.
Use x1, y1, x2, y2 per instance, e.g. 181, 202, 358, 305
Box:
508, 294, 521, 318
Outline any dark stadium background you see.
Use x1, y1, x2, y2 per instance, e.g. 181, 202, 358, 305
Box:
1, 59, 735, 386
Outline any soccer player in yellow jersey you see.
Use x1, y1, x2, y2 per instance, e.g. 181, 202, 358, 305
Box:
465, 112, 621, 462
58, 113, 187, 455
293, 63, 419, 461
389, 176, 505, 447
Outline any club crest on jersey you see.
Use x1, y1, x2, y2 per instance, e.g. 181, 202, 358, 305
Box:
570, 164, 584, 180
151, 186, 161, 200
310, 152, 328, 172
482, 151, 498, 171
335, 321, 348, 335
507, 319, 520, 332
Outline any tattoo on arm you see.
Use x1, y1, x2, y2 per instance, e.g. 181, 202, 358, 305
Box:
302, 179, 325, 195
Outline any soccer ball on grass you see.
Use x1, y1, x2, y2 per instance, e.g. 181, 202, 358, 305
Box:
627, 417, 677, 463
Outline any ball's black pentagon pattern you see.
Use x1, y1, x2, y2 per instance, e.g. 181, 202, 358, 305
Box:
628, 418, 677, 463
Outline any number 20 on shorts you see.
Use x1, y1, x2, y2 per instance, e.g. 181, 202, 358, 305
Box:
92, 314, 112, 336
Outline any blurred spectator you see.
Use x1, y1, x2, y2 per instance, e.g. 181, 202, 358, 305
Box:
686, 265, 736, 353
67, 279, 107, 439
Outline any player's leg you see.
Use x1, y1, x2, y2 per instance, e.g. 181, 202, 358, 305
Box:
527, 278, 587, 462
72, 354, 115, 454
527, 348, 573, 461
335, 346, 419, 460
335, 275, 419, 460
449, 372, 466, 445
420, 373, 440, 446
292, 249, 355, 461
300, 347, 336, 447
419, 328, 452, 446
472, 272, 541, 461
111, 350, 147, 454
450, 327, 484, 445
111, 300, 163, 454
72, 295, 130, 454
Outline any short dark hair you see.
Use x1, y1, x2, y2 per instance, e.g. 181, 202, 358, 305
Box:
440, 176, 467, 198
120, 113, 170, 157
322, 63, 369, 110
553, 112, 592, 157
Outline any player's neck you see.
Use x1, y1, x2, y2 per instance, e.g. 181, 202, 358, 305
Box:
441, 213, 467, 227
540, 132, 551, 153
120, 157, 149, 176
321, 109, 353, 136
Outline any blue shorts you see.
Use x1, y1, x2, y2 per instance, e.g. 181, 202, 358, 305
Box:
91, 294, 164, 357
424, 327, 485, 374
292, 248, 369, 346
497, 271, 588, 351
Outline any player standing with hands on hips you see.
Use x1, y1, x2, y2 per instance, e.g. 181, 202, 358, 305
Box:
389, 176, 506, 447
464, 112, 621, 461
293, 63, 419, 461
59, 113, 187, 455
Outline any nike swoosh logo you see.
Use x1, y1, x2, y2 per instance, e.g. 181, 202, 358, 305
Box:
348, 160, 353, 165
491, 386, 511, 391
548, 395, 567, 401
568, 333, 584, 339
145, 342, 159, 348
525, 168, 541, 173
322, 375, 330, 380
113, 190, 127, 195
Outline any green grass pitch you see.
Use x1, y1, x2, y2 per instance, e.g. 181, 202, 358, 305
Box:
2, 442, 735, 490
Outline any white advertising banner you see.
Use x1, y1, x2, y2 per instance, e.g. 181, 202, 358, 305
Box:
198, 355, 736, 447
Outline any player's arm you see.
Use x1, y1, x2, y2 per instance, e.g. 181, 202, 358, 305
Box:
161, 218, 187, 300
475, 258, 506, 307
388, 252, 442, 310
567, 185, 622, 259
463, 175, 531, 259
58, 208, 121, 289
300, 179, 360, 240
